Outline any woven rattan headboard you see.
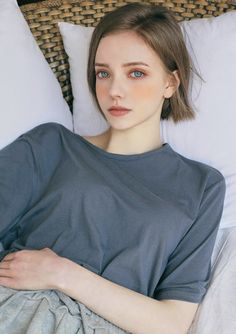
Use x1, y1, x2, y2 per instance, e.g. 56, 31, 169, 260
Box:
20, 0, 236, 112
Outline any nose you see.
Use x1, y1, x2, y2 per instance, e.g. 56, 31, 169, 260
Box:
109, 76, 125, 99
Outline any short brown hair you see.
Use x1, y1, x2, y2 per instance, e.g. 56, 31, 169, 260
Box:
87, 2, 197, 123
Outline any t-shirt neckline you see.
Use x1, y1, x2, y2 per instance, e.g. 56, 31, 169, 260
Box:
77, 133, 171, 161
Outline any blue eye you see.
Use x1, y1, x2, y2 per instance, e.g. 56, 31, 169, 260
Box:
131, 71, 144, 78
96, 71, 109, 79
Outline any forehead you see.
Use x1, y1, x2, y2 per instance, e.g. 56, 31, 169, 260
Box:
95, 31, 163, 67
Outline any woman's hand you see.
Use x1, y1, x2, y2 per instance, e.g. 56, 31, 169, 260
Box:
0, 248, 65, 290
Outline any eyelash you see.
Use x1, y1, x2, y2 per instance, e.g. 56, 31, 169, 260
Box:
95, 70, 146, 80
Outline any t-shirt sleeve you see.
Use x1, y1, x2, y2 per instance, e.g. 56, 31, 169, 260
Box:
153, 170, 226, 303
0, 137, 36, 250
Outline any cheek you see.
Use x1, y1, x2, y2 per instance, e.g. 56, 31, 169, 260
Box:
96, 83, 107, 102
131, 80, 163, 101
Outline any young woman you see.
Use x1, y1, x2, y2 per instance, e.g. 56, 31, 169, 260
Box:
0, 3, 225, 334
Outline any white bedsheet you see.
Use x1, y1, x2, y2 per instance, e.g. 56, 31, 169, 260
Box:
189, 226, 236, 334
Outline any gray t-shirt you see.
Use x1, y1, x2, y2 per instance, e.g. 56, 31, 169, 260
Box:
0, 122, 225, 303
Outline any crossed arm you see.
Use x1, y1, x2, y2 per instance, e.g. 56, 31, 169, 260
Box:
0, 248, 198, 334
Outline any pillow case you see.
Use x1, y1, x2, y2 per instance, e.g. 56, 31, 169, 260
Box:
161, 11, 236, 228
58, 10, 236, 228
0, 0, 73, 150
188, 226, 236, 333
58, 22, 109, 136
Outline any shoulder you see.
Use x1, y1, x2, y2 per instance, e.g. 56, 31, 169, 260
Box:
15, 122, 73, 163
21, 122, 109, 150
171, 147, 225, 188
21, 122, 70, 140
18, 122, 74, 149
165, 145, 226, 213
0, 123, 65, 158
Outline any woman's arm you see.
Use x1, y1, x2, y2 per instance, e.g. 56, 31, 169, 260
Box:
0, 248, 197, 334
59, 255, 198, 334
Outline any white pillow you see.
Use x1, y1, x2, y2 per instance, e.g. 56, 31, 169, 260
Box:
189, 226, 236, 333
161, 11, 236, 228
58, 11, 236, 228
58, 22, 109, 136
0, 0, 73, 150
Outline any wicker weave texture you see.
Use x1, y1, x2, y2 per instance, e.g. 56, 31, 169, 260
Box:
20, 0, 236, 111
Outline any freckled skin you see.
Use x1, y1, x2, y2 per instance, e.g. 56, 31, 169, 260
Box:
95, 31, 175, 132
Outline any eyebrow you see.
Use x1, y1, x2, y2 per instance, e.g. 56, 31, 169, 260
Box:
95, 62, 150, 68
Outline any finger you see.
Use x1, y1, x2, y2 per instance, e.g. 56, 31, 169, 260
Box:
2, 250, 30, 262
0, 268, 13, 277
0, 277, 19, 289
2, 252, 17, 261
0, 259, 18, 272
0, 261, 11, 270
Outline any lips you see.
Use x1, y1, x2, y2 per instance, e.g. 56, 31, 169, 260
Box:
108, 106, 131, 117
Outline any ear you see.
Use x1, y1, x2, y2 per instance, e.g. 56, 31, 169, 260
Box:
164, 70, 180, 98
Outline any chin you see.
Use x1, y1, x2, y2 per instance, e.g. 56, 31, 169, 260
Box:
109, 122, 136, 131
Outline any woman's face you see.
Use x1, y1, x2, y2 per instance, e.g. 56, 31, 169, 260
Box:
95, 31, 177, 131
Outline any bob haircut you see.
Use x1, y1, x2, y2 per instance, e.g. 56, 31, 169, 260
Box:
87, 2, 196, 123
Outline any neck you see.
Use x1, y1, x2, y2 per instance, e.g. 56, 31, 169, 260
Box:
104, 124, 163, 155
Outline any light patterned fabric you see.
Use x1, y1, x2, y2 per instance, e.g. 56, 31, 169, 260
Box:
188, 227, 236, 334
0, 286, 128, 334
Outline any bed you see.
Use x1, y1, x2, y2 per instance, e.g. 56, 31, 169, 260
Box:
1, 0, 236, 333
